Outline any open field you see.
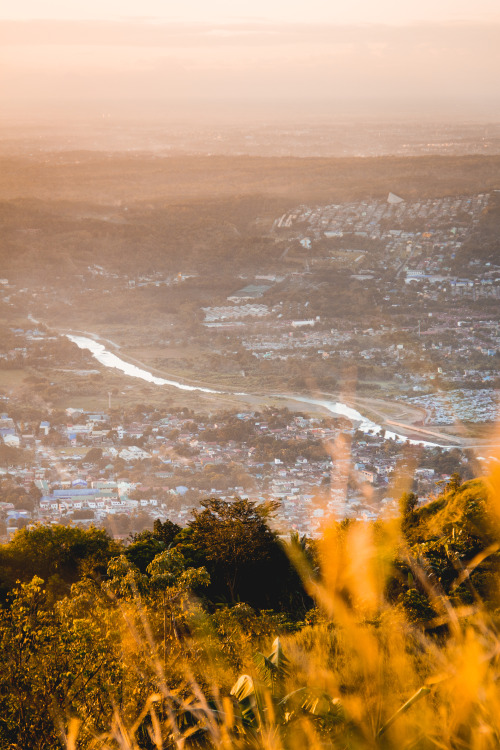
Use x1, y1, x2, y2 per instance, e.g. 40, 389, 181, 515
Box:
0, 370, 28, 390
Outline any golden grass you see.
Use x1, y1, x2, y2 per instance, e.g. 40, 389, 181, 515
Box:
61, 456, 500, 749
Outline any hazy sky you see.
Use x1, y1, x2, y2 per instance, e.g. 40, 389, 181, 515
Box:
1, 0, 499, 24
2, 1, 499, 121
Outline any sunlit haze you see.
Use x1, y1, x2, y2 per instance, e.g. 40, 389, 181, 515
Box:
1, 4, 500, 743
1, 0, 500, 24
1, 0, 499, 126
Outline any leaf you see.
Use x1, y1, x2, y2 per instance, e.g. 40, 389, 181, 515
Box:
253, 652, 278, 690
253, 637, 290, 696
230, 674, 259, 726
281, 687, 345, 723
231, 674, 256, 702
268, 637, 290, 676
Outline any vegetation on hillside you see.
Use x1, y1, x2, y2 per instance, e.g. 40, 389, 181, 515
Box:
0, 467, 500, 748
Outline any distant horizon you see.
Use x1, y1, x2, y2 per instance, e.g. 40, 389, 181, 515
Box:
3, 92, 500, 121
2, 110, 500, 161
1, 17, 499, 128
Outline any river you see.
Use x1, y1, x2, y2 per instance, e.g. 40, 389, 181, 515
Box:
67, 334, 222, 394
67, 334, 443, 448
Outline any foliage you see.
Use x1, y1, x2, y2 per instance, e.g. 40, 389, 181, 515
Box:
0, 477, 499, 749
230, 637, 350, 746
0, 524, 121, 601
153, 518, 182, 547
0, 577, 122, 750
124, 534, 165, 574
188, 498, 305, 608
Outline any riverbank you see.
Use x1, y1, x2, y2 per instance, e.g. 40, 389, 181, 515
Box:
66, 333, 460, 449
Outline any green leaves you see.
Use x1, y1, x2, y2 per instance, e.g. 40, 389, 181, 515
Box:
147, 548, 187, 588
253, 637, 289, 698
188, 498, 281, 602
0, 576, 122, 749
230, 674, 259, 726
146, 548, 210, 594
231, 635, 345, 738
0, 524, 120, 597
104, 555, 146, 599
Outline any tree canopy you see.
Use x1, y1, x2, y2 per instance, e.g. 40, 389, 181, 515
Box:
188, 497, 305, 607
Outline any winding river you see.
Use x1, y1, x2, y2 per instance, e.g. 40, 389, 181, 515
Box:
68, 334, 222, 394
67, 334, 443, 448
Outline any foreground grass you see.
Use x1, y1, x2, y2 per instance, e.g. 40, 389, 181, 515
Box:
60, 470, 500, 749
2, 471, 500, 749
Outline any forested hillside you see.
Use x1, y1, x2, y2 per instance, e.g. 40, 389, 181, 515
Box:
1, 473, 500, 749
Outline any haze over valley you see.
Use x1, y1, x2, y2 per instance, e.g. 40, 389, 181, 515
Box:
3, 3, 500, 749
1, 138, 499, 538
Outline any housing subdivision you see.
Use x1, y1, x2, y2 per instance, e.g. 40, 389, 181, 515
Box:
0, 403, 480, 540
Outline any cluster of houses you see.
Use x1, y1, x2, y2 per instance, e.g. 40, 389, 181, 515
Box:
184, 191, 498, 385
273, 193, 487, 245
237, 316, 498, 390
404, 389, 500, 425
242, 326, 351, 360
39, 484, 159, 515
272, 192, 499, 304
0, 403, 472, 539
202, 304, 270, 325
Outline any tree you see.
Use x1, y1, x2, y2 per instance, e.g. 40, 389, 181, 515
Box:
42, 428, 65, 448
0, 576, 122, 749
153, 518, 181, 547
125, 532, 164, 572
399, 492, 419, 538
146, 549, 209, 664
188, 498, 291, 606
28, 481, 42, 507
104, 549, 209, 666
0, 525, 121, 599
82, 447, 103, 464
399, 492, 418, 517
447, 472, 462, 493
104, 554, 146, 600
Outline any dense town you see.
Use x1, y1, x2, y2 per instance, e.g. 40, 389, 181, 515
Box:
208, 192, 498, 393
0, 394, 478, 541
